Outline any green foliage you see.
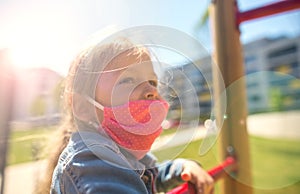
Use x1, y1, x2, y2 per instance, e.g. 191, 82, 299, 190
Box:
269, 87, 284, 112
52, 79, 64, 112
195, 7, 210, 30
30, 95, 47, 117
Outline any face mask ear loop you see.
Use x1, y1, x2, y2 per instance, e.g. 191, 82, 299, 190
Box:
85, 95, 105, 111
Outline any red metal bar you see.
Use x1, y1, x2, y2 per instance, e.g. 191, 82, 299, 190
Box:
167, 156, 237, 194
237, 0, 300, 25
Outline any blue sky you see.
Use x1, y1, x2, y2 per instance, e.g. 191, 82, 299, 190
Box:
0, 0, 299, 75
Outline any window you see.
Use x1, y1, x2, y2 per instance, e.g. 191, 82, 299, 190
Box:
268, 45, 297, 59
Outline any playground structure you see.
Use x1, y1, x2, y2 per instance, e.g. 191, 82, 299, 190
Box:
168, 155, 237, 194
209, 0, 300, 194
1, 1, 300, 194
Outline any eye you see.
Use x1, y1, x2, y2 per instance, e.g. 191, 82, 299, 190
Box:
148, 80, 158, 87
118, 77, 135, 85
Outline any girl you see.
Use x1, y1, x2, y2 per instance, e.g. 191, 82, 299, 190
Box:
38, 35, 214, 194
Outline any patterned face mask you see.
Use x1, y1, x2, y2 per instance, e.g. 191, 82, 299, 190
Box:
87, 97, 169, 157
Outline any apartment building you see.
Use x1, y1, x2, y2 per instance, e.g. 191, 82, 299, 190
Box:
164, 35, 300, 122
245, 36, 300, 113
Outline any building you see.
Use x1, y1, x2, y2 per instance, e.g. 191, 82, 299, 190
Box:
244, 35, 300, 113
162, 56, 213, 124
12, 67, 64, 127
164, 35, 300, 123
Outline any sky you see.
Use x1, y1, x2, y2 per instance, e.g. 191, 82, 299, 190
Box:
0, 0, 299, 75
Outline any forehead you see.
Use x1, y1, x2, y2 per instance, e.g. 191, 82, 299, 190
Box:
103, 48, 151, 71
96, 49, 158, 82
120, 61, 157, 78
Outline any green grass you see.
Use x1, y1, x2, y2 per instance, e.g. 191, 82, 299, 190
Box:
7, 126, 174, 166
7, 127, 55, 165
7, 128, 300, 194
153, 135, 300, 194
249, 136, 300, 194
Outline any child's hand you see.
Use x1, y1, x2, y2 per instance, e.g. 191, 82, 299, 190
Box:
181, 160, 214, 194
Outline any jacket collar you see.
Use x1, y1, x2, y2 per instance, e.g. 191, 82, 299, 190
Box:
71, 130, 156, 176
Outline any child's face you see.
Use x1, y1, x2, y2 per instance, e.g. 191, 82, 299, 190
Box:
95, 51, 162, 108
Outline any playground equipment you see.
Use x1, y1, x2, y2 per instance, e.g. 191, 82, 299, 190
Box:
209, 1, 300, 194
167, 156, 237, 194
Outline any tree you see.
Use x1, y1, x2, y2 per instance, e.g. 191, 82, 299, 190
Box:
52, 79, 64, 113
30, 95, 47, 117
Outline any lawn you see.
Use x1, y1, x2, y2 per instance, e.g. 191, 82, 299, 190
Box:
7, 127, 300, 194
7, 127, 55, 165
153, 135, 300, 194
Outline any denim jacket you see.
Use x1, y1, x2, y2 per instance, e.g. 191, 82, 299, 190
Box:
50, 130, 185, 194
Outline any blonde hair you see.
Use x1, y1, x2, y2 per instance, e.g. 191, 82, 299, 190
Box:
36, 37, 151, 194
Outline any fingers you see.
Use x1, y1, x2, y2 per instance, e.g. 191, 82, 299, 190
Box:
201, 176, 214, 194
194, 179, 214, 194
181, 161, 214, 194
188, 181, 214, 194
188, 182, 196, 194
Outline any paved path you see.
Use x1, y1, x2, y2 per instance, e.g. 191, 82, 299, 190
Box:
247, 110, 300, 139
4, 111, 300, 194
4, 160, 45, 194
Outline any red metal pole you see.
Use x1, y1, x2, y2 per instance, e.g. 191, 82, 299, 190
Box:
237, 0, 300, 25
167, 156, 237, 194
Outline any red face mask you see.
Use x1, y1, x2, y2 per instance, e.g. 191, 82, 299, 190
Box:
88, 98, 169, 158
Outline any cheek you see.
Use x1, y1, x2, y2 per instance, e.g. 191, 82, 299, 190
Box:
110, 86, 134, 105
127, 88, 142, 101
96, 81, 129, 106
96, 77, 141, 106
112, 83, 144, 103
95, 88, 111, 106
96, 76, 114, 105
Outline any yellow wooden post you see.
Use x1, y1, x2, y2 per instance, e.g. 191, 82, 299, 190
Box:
210, 1, 253, 194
